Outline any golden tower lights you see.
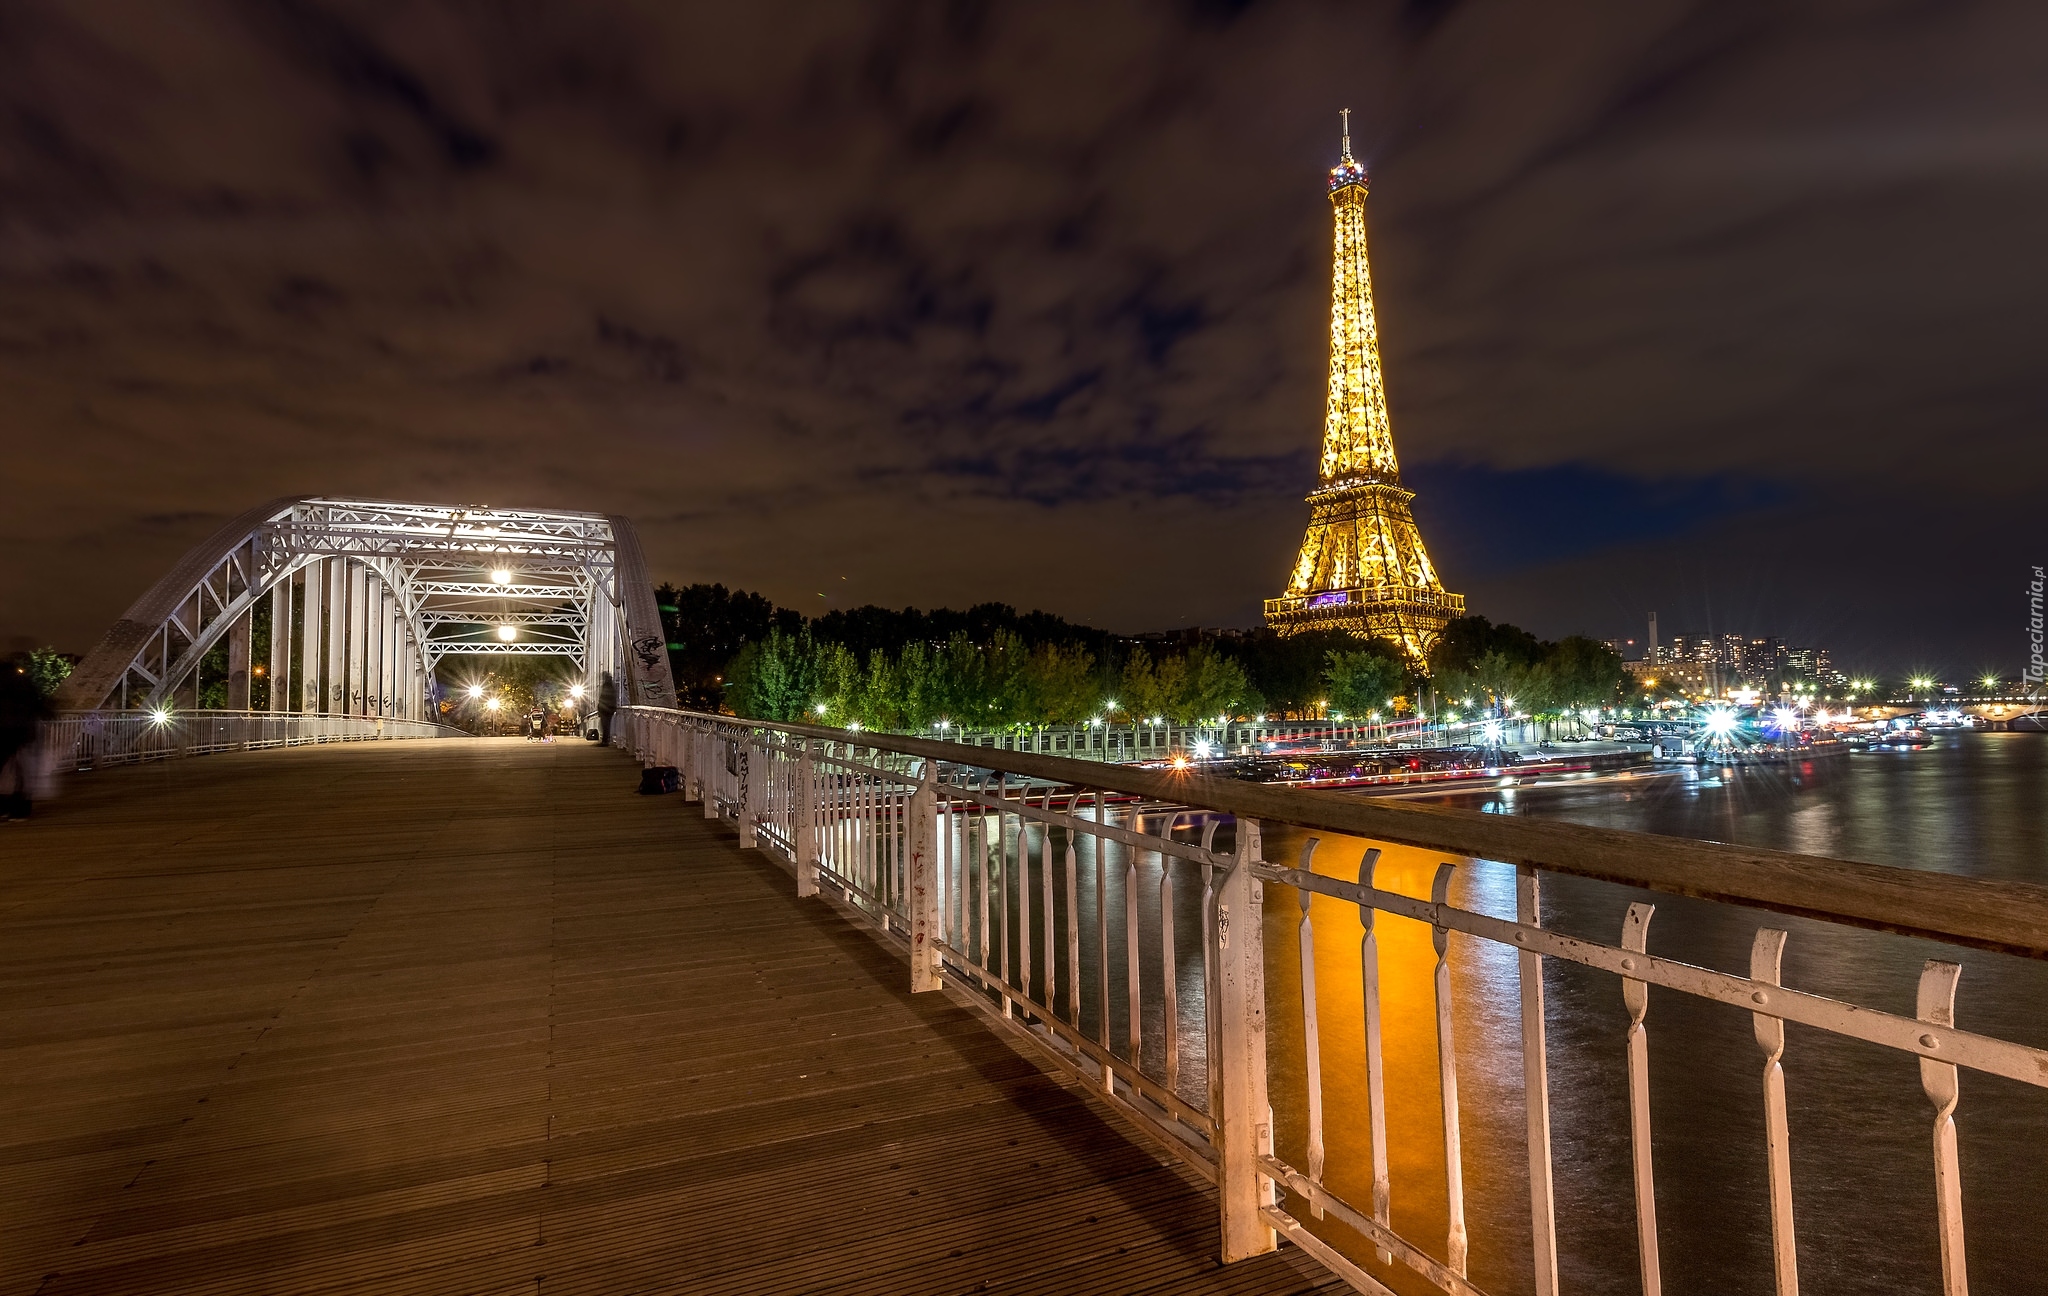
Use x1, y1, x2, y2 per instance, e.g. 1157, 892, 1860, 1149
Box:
1264, 111, 1463, 662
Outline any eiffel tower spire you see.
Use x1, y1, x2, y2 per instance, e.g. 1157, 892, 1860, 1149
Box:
1264, 115, 1463, 662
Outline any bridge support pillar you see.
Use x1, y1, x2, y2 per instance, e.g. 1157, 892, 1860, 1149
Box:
225, 610, 251, 711
345, 563, 368, 715
302, 562, 323, 713
364, 578, 384, 720
269, 581, 291, 713
324, 560, 346, 714
1215, 817, 1277, 1263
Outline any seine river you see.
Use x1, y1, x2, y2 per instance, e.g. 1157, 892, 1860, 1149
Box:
1252, 731, 2048, 1295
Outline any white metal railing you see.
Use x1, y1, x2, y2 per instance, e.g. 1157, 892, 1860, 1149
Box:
616, 704, 2048, 1296
41, 709, 465, 770
897, 715, 1449, 761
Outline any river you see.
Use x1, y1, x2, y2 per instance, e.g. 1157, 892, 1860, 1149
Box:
1251, 730, 2048, 1295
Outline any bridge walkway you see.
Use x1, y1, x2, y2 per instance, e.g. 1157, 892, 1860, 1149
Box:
0, 739, 1335, 1296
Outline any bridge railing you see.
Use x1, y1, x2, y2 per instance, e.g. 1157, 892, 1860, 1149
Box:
617, 704, 2048, 1296
41, 709, 465, 771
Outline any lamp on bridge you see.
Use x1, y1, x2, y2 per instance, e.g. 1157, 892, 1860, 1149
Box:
497, 625, 518, 642
491, 569, 513, 585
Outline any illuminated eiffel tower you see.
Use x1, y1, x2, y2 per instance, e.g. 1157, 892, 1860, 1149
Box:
1264, 112, 1463, 662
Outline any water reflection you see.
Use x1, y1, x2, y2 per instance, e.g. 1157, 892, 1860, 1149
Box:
1259, 734, 2048, 1296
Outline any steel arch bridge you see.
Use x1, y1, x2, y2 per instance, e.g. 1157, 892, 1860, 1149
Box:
55, 497, 678, 717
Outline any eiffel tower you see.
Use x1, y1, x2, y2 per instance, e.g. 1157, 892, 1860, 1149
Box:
1264, 112, 1463, 662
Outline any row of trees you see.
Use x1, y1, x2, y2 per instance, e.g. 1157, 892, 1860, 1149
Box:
703, 583, 1629, 732
726, 628, 1263, 730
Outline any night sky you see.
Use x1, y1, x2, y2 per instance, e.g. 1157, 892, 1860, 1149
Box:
5, 1, 2045, 677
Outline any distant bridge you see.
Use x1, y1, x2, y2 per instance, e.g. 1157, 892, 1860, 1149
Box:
54, 496, 678, 716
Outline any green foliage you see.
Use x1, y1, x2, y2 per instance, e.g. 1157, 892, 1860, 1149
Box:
659, 583, 804, 709
1323, 647, 1410, 719
1429, 616, 1547, 679
1229, 629, 1354, 717
1534, 636, 1627, 714
669, 586, 1615, 733
23, 648, 72, 697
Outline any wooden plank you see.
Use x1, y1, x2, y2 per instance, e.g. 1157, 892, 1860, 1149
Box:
0, 740, 1336, 1295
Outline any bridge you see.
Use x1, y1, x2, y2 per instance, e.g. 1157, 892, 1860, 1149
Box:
13, 498, 2048, 1294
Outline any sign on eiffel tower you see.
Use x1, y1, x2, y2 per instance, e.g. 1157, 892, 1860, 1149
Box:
1265, 112, 1463, 662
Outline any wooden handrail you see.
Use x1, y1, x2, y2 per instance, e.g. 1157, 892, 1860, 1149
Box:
634, 706, 2048, 961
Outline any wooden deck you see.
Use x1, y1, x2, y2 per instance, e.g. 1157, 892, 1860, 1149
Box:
0, 739, 1337, 1295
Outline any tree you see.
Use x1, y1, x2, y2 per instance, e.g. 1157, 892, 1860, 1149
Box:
1233, 629, 1354, 717
1429, 616, 1547, 680
1024, 644, 1099, 725
660, 583, 802, 709
1182, 644, 1256, 723
1324, 648, 1409, 720
726, 627, 832, 722
1533, 636, 1626, 733
23, 649, 72, 698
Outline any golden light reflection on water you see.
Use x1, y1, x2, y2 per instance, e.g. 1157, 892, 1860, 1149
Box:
1260, 823, 1530, 1296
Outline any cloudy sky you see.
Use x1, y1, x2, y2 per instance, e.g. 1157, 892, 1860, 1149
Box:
4, 0, 2044, 675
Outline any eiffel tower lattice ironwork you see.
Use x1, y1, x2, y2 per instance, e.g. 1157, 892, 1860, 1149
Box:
1264, 112, 1463, 662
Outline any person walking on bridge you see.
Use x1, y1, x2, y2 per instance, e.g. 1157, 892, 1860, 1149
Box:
597, 671, 619, 746
0, 667, 52, 821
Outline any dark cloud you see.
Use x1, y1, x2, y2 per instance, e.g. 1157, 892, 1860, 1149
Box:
1, 0, 2044, 675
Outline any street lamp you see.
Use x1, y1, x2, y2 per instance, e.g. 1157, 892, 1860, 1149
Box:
468, 685, 484, 699
491, 569, 512, 585
496, 625, 517, 642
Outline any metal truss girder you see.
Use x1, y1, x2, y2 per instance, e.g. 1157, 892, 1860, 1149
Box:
59, 495, 677, 713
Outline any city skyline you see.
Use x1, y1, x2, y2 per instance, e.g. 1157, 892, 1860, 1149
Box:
3, 3, 2044, 677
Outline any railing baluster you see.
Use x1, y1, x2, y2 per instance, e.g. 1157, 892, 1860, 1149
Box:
1018, 801, 1033, 1008
993, 778, 1010, 1012
1359, 848, 1391, 1264
1430, 862, 1468, 1277
1518, 866, 1559, 1296
1917, 960, 1968, 1296
1749, 927, 1799, 1296
1096, 791, 1112, 1092
978, 788, 992, 970
1296, 838, 1325, 1217
1041, 814, 1056, 1009
1203, 860, 1219, 1119
1066, 810, 1081, 1029
1622, 902, 1661, 1296
1161, 865, 1178, 1098
1126, 851, 1142, 1068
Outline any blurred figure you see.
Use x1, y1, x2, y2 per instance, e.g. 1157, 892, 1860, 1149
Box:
597, 671, 619, 745
0, 667, 53, 820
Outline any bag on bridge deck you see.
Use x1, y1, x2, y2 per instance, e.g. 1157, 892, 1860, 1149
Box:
637, 765, 680, 795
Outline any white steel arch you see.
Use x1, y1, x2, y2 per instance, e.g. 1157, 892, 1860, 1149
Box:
57, 496, 679, 716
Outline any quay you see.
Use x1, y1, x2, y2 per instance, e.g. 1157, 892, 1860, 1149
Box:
0, 739, 1337, 1295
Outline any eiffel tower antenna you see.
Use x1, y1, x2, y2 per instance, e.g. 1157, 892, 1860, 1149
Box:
1264, 123, 1463, 663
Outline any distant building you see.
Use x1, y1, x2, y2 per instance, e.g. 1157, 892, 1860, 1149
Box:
1625, 657, 1708, 697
